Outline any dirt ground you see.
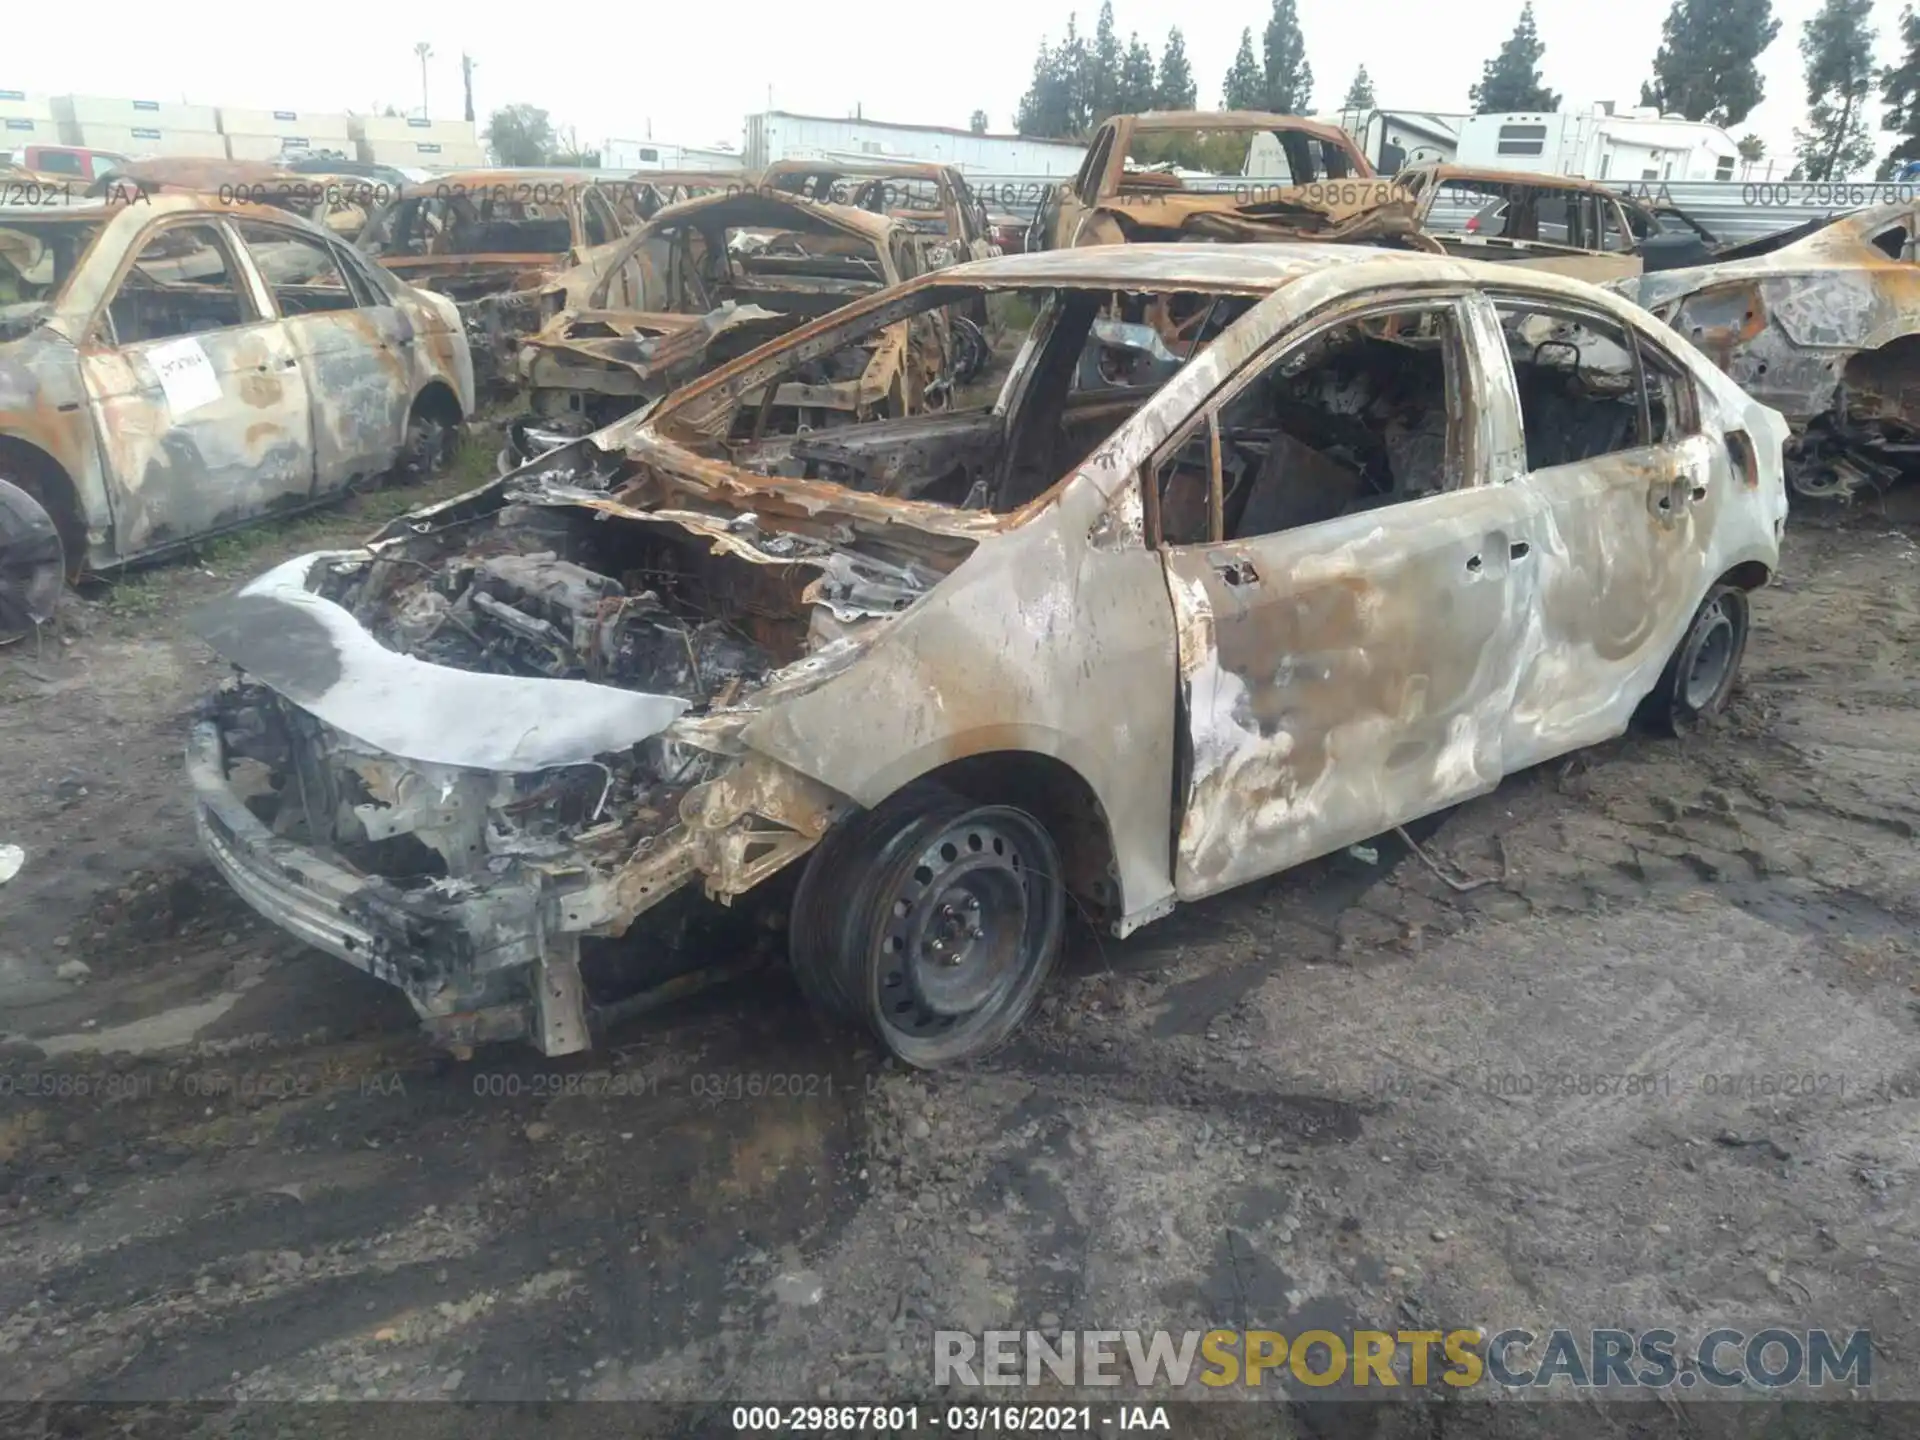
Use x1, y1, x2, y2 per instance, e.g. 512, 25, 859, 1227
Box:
2, 462, 1918, 1433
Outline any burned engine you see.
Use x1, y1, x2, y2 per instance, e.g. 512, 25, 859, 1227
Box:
390, 550, 769, 698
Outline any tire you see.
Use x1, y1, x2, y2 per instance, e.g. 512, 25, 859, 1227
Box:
0, 476, 65, 645
788, 783, 1065, 1067
396, 407, 456, 485
1639, 583, 1749, 735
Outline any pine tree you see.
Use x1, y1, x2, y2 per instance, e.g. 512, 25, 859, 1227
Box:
1088, 2, 1122, 127
1880, 5, 1920, 175
1262, 0, 1314, 114
1469, 4, 1561, 113
1015, 35, 1063, 135
1342, 66, 1377, 110
1223, 30, 1266, 111
1794, 0, 1876, 179
1156, 28, 1198, 109
1119, 35, 1158, 115
1639, 0, 1780, 126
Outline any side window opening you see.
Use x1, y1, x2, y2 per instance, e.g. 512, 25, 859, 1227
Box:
107, 223, 253, 345
1151, 305, 1462, 547
233, 221, 362, 316
1498, 301, 1658, 469
1869, 223, 1907, 260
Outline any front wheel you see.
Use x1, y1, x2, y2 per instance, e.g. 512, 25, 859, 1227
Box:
0, 476, 64, 645
396, 408, 457, 485
789, 784, 1065, 1067
1639, 584, 1749, 734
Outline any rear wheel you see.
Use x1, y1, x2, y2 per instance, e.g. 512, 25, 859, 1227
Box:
789, 784, 1065, 1067
0, 475, 64, 645
1639, 584, 1749, 734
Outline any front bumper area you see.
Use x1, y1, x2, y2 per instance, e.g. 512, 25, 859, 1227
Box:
189, 700, 848, 1055
187, 717, 573, 1049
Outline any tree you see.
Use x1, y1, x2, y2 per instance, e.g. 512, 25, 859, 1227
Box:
1880, 5, 1920, 175
1119, 35, 1158, 115
1156, 27, 1198, 109
1469, 4, 1561, 113
1223, 30, 1266, 111
1794, 0, 1876, 180
1262, 0, 1313, 114
970, 109, 990, 133
485, 103, 555, 166
1738, 132, 1767, 161
1015, 18, 1092, 138
1639, 0, 1780, 126
1342, 65, 1377, 110
1090, 2, 1121, 123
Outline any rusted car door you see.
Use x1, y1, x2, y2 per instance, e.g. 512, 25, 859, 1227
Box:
230, 219, 410, 494
79, 216, 315, 556
1156, 296, 1538, 901
1478, 293, 1722, 765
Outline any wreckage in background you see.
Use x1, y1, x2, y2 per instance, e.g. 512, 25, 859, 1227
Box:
759, 158, 998, 264
84, 158, 397, 241
191, 244, 1783, 1064
1618, 201, 1920, 501
0, 193, 471, 636
356, 172, 645, 394
1026, 110, 1426, 251
500, 188, 984, 467
1395, 165, 1719, 280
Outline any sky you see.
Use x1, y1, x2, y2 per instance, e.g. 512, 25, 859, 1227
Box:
10, 0, 1917, 174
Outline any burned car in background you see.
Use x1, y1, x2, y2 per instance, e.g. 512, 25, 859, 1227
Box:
1027, 110, 1423, 251
86, 158, 394, 242
500, 188, 978, 468
191, 244, 1783, 1065
0, 194, 471, 633
356, 172, 641, 393
760, 158, 997, 265
1616, 200, 1920, 501
1395, 164, 1717, 280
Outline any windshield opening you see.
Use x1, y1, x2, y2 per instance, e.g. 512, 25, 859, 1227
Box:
1123, 126, 1361, 189
0, 216, 109, 307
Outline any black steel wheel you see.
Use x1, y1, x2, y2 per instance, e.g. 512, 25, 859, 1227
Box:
847, 791, 1064, 1067
1639, 583, 1749, 734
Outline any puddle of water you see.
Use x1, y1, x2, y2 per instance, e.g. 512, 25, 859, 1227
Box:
35, 988, 250, 1056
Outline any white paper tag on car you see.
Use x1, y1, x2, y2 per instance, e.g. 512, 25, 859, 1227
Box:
147, 337, 223, 418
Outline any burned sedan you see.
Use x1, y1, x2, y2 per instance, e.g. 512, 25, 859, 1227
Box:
502, 189, 973, 467
356, 173, 642, 394
0, 194, 471, 631
1615, 201, 1920, 501
190, 245, 1786, 1066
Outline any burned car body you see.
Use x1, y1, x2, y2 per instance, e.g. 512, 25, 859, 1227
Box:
191, 245, 1785, 1066
1616, 201, 1920, 500
357, 172, 642, 393
1395, 165, 1717, 280
1028, 110, 1425, 252
503, 189, 969, 467
0, 194, 471, 622
759, 159, 997, 266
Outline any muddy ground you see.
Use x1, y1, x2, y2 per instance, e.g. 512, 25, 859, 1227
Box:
1, 465, 1918, 1435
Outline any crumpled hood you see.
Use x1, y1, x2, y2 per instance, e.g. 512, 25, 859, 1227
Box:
190, 553, 688, 772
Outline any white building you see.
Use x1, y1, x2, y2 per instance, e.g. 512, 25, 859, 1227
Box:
605, 138, 745, 171
743, 111, 1086, 176
1454, 105, 1740, 182
1316, 109, 1464, 173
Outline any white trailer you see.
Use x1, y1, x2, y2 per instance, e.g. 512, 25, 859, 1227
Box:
1455, 105, 1740, 183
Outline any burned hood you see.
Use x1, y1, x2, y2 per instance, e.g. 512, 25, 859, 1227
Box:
190, 553, 688, 772
522, 302, 793, 386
